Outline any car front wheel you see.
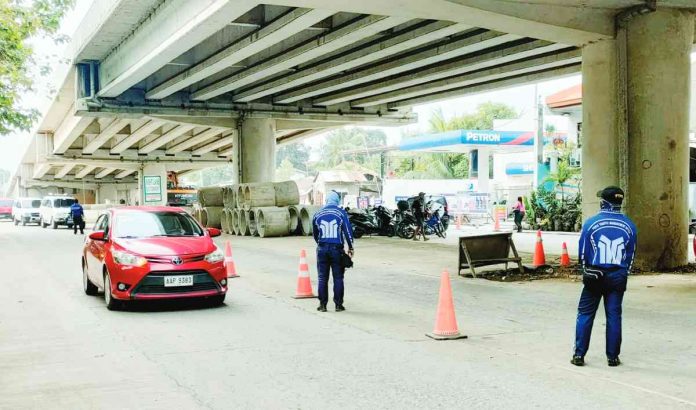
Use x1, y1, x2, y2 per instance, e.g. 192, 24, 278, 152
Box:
52, 218, 58, 229
104, 271, 120, 311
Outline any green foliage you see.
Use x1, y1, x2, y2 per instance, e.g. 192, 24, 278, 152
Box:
275, 158, 297, 181
316, 128, 386, 174
544, 152, 581, 199
276, 142, 309, 171
526, 186, 582, 232
0, 0, 74, 135
180, 165, 236, 187
394, 102, 517, 179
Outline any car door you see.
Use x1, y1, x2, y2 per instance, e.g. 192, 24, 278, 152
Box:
86, 214, 108, 284
92, 213, 111, 288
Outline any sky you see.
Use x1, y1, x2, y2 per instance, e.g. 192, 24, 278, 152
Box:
1, 1, 694, 175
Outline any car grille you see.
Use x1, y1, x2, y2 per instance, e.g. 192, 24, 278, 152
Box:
31, 212, 39, 217
145, 255, 206, 264
131, 270, 219, 295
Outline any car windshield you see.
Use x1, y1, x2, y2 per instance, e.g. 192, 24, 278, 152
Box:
53, 198, 76, 208
0, 200, 12, 207
113, 211, 204, 238
21, 199, 41, 208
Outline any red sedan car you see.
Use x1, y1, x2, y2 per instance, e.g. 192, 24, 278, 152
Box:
82, 206, 227, 310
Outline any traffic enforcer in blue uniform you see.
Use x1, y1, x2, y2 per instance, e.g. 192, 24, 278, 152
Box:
572, 186, 637, 367
312, 191, 354, 312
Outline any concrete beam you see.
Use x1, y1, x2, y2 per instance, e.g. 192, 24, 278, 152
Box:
139, 124, 196, 154
54, 164, 76, 179
275, 119, 348, 131
95, 168, 117, 179
192, 135, 234, 155
62, 148, 227, 162
111, 119, 167, 154
115, 169, 137, 179
217, 147, 235, 157
277, 127, 336, 145
75, 165, 97, 179
352, 49, 582, 107
165, 127, 226, 154
82, 118, 131, 154
387, 63, 581, 109
98, 0, 257, 97
261, 0, 611, 45
315, 40, 568, 106
22, 180, 101, 190
53, 113, 95, 154
274, 30, 520, 104
33, 164, 52, 179
233, 20, 470, 102
146, 8, 334, 100
191, 14, 411, 101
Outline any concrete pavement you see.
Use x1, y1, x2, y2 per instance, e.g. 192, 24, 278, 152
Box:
0, 221, 695, 409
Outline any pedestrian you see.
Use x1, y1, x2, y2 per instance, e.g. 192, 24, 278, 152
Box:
312, 190, 354, 313
571, 186, 637, 367
70, 198, 85, 235
513, 196, 525, 233
412, 192, 428, 241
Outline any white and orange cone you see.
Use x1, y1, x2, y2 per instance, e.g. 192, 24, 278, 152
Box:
292, 249, 316, 299
426, 270, 467, 340
533, 230, 546, 267
560, 242, 570, 267
224, 241, 239, 278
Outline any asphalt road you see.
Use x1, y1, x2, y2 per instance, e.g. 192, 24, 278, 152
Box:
1, 221, 695, 409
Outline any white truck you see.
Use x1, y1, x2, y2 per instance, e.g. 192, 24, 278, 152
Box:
39, 195, 76, 229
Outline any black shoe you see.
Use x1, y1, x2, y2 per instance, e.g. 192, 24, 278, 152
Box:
570, 355, 585, 366
317, 304, 327, 312
607, 357, 621, 367
335, 304, 345, 312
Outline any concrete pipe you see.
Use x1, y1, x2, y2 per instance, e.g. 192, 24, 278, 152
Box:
230, 185, 238, 209
274, 181, 300, 207
238, 208, 250, 236
246, 209, 259, 236
244, 183, 276, 210
203, 206, 223, 229
256, 207, 291, 238
220, 209, 230, 234
198, 186, 224, 207
299, 205, 321, 236
288, 205, 301, 235
221, 186, 231, 209
230, 209, 239, 235
200, 208, 208, 227
236, 184, 246, 209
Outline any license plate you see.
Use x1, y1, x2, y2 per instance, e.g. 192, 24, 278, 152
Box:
164, 275, 193, 287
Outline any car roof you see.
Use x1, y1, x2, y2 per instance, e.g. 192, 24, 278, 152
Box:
17, 197, 42, 200
111, 206, 186, 214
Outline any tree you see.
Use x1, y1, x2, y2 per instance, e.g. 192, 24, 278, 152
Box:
0, 0, 74, 135
316, 127, 387, 173
544, 154, 580, 200
275, 158, 297, 181
276, 142, 310, 171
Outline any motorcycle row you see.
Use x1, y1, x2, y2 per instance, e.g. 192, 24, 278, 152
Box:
346, 200, 449, 240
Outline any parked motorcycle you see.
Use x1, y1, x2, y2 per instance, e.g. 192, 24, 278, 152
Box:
396, 201, 447, 239
348, 206, 397, 238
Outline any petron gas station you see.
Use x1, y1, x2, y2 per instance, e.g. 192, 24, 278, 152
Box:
4, 0, 696, 270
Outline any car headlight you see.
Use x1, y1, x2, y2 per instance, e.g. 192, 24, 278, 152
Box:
204, 245, 225, 263
112, 249, 147, 267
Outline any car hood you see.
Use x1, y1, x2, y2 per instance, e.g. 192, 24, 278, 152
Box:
114, 236, 215, 257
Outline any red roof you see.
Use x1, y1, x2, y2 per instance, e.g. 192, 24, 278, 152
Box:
545, 84, 582, 109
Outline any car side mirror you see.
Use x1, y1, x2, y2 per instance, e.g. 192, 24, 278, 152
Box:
89, 231, 106, 241
207, 228, 221, 237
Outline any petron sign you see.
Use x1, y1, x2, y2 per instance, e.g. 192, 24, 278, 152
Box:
400, 129, 536, 151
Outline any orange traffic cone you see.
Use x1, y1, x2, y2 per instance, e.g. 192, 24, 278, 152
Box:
560, 242, 570, 267
224, 241, 239, 278
533, 230, 546, 267
455, 215, 461, 230
493, 214, 500, 232
292, 249, 316, 299
426, 270, 467, 340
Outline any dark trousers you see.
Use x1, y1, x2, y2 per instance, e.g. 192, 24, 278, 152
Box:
574, 272, 627, 359
513, 210, 523, 232
316, 244, 345, 306
73, 216, 84, 234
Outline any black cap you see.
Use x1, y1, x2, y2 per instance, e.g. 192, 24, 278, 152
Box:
418, 192, 425, 196
597, 186, 624, 205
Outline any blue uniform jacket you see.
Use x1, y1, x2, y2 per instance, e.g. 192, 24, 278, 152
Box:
579, 205, 637, 278
70, 203, 84, 219
312, 205, 354, 249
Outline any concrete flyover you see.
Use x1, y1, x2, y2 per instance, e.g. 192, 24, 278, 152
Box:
6, 0, 696, 269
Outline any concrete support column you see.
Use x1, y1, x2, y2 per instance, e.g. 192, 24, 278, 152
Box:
139, 163, 167, 206
580, 38, 620, 219
625, 9, 694, 269
240, 118, 276, 183
478, 147, 491, 194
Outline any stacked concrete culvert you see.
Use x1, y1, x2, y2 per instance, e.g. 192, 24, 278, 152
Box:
197, 181, 312, 237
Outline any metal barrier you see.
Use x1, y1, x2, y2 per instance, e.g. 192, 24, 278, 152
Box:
458, 232, 523, 278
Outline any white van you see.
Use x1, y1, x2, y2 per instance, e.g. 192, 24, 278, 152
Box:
40, 195, 77, 229
12, 197, 42, 226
